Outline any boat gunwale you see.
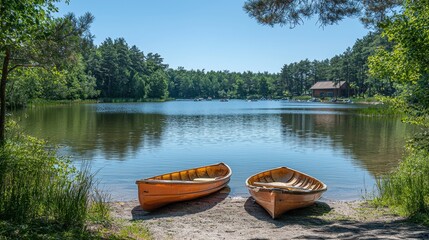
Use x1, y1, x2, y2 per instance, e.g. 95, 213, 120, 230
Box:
245, 166, 327, 195
248, 186, 327, 195
135, 162, 232, 185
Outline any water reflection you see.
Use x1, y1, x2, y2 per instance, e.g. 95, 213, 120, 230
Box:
15, 105, 166, 160
280, 114, 407, 175
12, 101, 412, 200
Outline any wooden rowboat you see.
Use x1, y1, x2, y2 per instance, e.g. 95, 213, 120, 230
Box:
246, 167, 327, 219
136, 162, 232, 211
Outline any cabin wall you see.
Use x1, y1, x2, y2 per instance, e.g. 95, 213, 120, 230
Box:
312, 88, 350, 98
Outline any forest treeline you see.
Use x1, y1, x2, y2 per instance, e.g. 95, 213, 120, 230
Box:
7, 29, 392, 106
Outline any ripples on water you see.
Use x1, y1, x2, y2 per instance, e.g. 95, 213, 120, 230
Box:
13, 100, 411, 201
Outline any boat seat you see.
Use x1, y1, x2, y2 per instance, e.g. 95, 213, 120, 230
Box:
193, 177, 218, 182
253, 182, 310, 192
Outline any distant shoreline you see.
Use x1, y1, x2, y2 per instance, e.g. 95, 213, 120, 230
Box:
25, 98, 384, 104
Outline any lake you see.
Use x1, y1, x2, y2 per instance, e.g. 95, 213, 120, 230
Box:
12, 100, 411, 201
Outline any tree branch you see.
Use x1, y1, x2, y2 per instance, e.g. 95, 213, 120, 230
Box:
8, 64, 44, 74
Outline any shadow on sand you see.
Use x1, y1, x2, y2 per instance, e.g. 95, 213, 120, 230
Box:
131, 187, 230, 220
298, 218, 429, 239
126, 195, 429, 239
244, 197, 332, 227
244, 198, 429, 239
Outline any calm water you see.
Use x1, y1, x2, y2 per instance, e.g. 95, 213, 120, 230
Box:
12, 100, 411, 201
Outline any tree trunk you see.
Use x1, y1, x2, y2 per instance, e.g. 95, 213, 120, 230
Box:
0, 49, 10, 145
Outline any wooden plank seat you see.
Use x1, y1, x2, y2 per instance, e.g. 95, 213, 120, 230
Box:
253, 182, 311, 192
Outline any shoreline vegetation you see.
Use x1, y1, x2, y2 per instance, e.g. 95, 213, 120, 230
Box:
20, 96, 384, 105
0, 122, 111, 239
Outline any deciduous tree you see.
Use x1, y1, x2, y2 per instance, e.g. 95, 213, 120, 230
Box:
369, 0, 429, 127
0, 0, 93, 144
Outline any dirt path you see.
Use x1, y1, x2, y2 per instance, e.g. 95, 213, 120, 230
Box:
111, 192, 429, 240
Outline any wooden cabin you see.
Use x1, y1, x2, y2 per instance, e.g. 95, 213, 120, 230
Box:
310, 81, 349, 98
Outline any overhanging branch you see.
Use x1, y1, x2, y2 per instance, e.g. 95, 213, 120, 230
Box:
8, 64, 45, 74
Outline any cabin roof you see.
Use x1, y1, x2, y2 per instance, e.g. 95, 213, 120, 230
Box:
310, 81, 346, 90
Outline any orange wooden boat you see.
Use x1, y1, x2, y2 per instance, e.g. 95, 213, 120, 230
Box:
246, 167, 327, 219
136, 162, 232, 211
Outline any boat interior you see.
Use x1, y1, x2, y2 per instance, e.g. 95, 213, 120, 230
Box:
149, 164, 229, 181
247, 167, 325, 191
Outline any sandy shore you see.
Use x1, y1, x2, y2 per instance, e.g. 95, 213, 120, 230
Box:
110, 191, 429, 240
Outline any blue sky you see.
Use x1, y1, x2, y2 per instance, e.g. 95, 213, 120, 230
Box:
57, 1, 370, 73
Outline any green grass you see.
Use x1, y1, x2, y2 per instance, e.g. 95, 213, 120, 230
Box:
355, 105, 402, 116
0, 219, 153, 240
350, 96, 380, 103
0, 134, 97, 226
351, 96, 402, 116
88, 189, 112, 224
0, 121, 153, 239
373, 149, 429, 225
0, 220, 100, 240
114, 221, 153, 240
0, 121, 139, 238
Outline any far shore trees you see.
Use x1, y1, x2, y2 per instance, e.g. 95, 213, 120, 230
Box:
89, 39, 169, 99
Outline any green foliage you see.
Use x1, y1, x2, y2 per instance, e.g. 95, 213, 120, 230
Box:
0, 219, 153, 239
0, 0, 94, 143
80, 26, 396, 102
115, 222, 152, 240
146, 69, 169, 99
277, 32, 394, 98
280, 59, 314, 96
353, 96, 401, 116
0, 121, 110, 228
167, 69, 279, 99
355, 105, 400, 116
243, 0, 401, 28
368, 1, 429, 224
0, 0, 64, 48
292, 95, 312, 101
88, 189, 111, 225
407, 131, 429, 154
28, 99, 98, 106
63, 55, 99, 100
369, 0, 429, 128
3, 10, 396, 106
0, 220, 97, 240
374, 149, 429, 223
6, 60, 99, 107
89, 38, 169, 100
1, 4, 94, 76
5, 69, 42, 108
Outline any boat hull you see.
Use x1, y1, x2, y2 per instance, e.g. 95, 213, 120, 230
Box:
136, 163, 231, 211
248, 188, 325, 218
246, 167, 327, 219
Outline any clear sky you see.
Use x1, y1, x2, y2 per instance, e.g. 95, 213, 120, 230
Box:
57, 0, 370, 73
